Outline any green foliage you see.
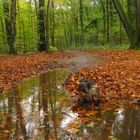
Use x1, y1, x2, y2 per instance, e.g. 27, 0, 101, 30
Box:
69, 44, 129, 51
0, 0, 135, 53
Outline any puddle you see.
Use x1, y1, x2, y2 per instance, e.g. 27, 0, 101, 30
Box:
0, 68, 140, 140
71, 101, 140, 140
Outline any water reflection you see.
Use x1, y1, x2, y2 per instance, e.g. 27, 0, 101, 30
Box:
112, 109, 140, 140
0, 68, 76, 140
73, 103, 140, 140
0, 68, 140, 140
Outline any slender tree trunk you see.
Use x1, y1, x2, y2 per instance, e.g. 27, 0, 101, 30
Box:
106, 0, 110, 43
100, 0, 106, 42
74, 16, 79, 46
38, 0, 46, 51
79, 0, 84, 46
17, 0, 22, 52
119, 18, 122, 44
0, 17, 6, 44
10, 0, 17, 54
61, 13, 70, 47
45, 0, 50, 52
119, 0, 124, 44
50, 0, 55, 47
73, 1, 79, 46
109, 0, 113, 27
4, 0, 17, 54
21, 20, 26, 52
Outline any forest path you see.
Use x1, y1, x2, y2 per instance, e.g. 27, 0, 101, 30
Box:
63, 50, 103, 73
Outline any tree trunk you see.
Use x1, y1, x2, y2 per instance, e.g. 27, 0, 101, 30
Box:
38, 0, 46, 51
73, 1, 79, 47
10, 0, 17, 54
79, 0, 84, 46
45, 0, 50, 52
4, 0, 17, 54
113, 0, 140, 49
106, 0, 110, 43
119, 18, 122, 44
50, 0, 55, 47
130, 0, 140, 49
112, 0, 134, 41
0, 17, 6, 44
109, 0, 114, 27
100, 0, 106, 42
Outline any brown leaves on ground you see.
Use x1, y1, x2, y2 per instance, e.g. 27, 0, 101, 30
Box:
0, 49, 140, 101
66, 50, 140, 101
0, 52, 67, 92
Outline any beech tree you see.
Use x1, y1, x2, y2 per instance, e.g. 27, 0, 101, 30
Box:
38, 0, 46, 51
112, 0, 140, 49
50, 0, 55, 47
4, 0, 17, 54
45, 0, 50, 51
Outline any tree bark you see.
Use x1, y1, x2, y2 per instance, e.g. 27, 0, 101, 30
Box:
112, 0, 140, 49
112, 0, 134, 41
130, 0, 140, 49
100, 0, 106, 41
4, 0, 17, 54
45, 0, 50, 52
106, 0, 110, 43
50, 0, 55, 47
79, 0, 84, 45
38, 0, 46, 51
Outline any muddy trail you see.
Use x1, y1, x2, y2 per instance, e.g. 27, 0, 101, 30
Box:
0, 50, 103, 92
63, 50, 103, 73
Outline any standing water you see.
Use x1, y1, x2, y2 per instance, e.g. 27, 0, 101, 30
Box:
0, 68, 140, 140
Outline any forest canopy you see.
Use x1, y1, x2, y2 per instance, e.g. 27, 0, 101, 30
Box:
0, 0, 139, 54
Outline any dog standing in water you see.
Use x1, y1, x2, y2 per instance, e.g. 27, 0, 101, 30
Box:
78, 78, 101, 107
